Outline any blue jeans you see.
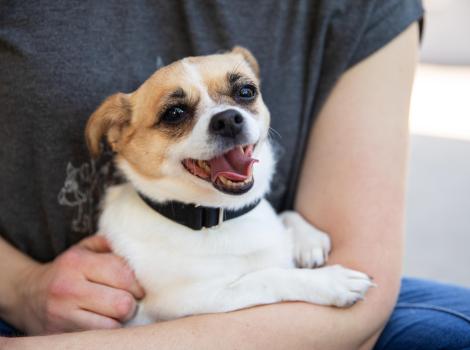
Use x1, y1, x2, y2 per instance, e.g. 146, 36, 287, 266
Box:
1, 278, 470, 348
374, 277, 470, 349
0, 319, 22, 337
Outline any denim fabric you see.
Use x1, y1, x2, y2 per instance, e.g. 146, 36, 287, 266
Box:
0, 319, 21, 337
375, 277, 470, 350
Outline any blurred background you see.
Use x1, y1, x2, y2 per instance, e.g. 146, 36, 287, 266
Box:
404, 0, 470, 286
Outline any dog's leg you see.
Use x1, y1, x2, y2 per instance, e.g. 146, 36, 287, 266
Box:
147, 265, 373, 321
281, 211, 331, 268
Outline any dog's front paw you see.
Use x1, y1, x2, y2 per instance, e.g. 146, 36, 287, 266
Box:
281, 211, 331, 268
321, 265, 375, 307
294, 231, 331, 268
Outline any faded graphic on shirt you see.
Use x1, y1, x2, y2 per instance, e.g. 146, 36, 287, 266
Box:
57, 56, 166, 235
57, 149, 122, 235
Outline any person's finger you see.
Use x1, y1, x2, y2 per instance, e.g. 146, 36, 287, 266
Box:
72, 309, 122, 331
76, 282, 137, 322
78, 235, 112, 253
81, 250, 145, 299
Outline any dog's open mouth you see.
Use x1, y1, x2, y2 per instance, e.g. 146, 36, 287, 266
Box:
182, 145, 258, 195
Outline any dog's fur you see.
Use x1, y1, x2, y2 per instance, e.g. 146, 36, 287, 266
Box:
86, 47, 373, 325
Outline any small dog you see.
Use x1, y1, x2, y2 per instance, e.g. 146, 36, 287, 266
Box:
85, 47, 373, 325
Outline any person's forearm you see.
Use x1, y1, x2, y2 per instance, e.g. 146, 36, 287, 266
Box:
6, 296, 393, 350
3, 236, 398, 350
0, 236, 38, 328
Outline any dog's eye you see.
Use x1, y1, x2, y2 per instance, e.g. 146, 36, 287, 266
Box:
237, 85, 257, 100
161, 106, 189, 124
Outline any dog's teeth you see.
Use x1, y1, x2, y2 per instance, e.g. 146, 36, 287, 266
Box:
219, 176, 229, 185
196, 160, 210, 173
218, 175, 253, 188
219, 176, 236, 187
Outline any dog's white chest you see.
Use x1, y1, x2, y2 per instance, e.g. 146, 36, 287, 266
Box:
99, 184, 292, 321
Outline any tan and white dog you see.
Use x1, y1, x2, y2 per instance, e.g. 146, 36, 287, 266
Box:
85, 47, 373, 325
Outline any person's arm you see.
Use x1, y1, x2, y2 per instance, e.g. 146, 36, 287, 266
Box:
4, 23, 418, 350
0, 236, 38, 328
293, 20, 419, 349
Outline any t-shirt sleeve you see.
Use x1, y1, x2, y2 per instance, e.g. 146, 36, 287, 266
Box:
347, 0, 424, 69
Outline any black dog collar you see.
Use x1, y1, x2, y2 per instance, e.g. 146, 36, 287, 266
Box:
138, 193, 261, 230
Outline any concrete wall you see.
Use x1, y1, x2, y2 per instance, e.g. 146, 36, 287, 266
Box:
405, 135, 470, 287
404, 0, 470, 287
421, 0, 470, 65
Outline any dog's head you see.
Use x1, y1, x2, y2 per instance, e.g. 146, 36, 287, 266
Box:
86, 47, 274, 209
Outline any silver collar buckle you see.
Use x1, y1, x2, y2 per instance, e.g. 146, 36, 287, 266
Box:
218, 208, 225, 226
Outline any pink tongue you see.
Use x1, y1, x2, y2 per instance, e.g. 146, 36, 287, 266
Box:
209, 147, 258, 182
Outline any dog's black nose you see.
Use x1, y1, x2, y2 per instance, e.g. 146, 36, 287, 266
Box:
209, 109, 244, 138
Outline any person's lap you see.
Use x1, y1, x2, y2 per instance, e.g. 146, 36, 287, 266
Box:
2, 277, 470, 348
374, 277, 470, 350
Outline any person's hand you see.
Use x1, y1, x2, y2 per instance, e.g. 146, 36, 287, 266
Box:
11, 235, 145, 334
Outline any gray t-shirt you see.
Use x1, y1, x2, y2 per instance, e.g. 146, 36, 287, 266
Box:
0, 0, 423, 262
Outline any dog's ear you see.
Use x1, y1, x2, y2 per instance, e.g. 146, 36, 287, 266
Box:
231, 46, 260, 78
85, 93, 132, 158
